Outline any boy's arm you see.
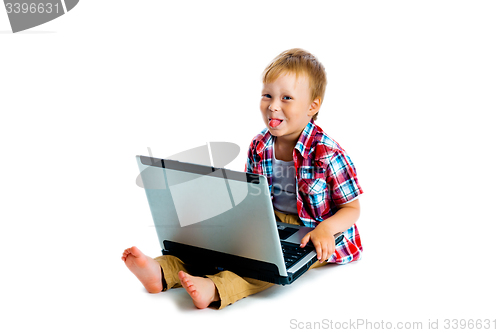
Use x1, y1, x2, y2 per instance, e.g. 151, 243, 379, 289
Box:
300, 199, 360, 263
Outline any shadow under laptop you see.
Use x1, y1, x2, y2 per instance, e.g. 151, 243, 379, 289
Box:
141, 287, 213, 312
145, 265, 340, 311
251, 263, 340, 301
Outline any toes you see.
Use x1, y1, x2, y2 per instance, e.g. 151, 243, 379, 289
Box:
121, 249, 130, 261
179, 272, 198, 295
185, 283, 198, 298
179, 271, 191, 284
178, 271, 189, 287
129, 246, 141, 257
122, 247, 133, 256
190, 289, 199, 298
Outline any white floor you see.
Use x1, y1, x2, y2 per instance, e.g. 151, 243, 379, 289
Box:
2, 1, 499, 332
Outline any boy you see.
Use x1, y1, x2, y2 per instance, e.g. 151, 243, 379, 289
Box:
122, 48, 363, 309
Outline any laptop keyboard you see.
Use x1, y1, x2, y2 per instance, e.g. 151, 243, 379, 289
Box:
281, 243, 310, 269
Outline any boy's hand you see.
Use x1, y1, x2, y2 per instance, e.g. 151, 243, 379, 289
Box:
298, 200, 360, 263
300, 225, 336, 263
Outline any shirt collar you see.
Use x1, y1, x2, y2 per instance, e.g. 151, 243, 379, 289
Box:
294, 118, 318, 157
256, 130, 274, 156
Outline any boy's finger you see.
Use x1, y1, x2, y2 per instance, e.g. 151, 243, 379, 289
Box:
313, 240, 323, 261
300, 233, 311, 247
321, 243, 329, 262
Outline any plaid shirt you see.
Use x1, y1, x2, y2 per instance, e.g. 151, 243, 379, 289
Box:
245, 119, 364, 264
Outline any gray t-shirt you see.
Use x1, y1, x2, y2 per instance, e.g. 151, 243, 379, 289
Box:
271, 145, 298, 215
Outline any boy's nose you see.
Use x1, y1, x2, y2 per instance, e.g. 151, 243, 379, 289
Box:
268, 101, 281, 111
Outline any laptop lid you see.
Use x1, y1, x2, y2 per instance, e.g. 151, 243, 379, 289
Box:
136, 155, 293, 279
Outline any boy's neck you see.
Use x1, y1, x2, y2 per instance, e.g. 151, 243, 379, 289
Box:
275, 135, 299, 161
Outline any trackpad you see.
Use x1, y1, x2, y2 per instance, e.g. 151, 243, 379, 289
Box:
277, 227, 298, 240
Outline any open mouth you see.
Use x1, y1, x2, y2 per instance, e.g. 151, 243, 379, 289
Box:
269, 118, 283, 128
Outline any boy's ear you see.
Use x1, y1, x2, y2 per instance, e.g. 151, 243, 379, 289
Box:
308, 98, 321, 117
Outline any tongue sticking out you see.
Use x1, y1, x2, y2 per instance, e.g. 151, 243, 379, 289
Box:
269, 119, 282, 128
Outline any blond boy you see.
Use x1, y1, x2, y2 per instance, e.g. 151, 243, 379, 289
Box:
122, 48, 363, 309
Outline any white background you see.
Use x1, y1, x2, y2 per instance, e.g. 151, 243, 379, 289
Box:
1, 1, 499, 332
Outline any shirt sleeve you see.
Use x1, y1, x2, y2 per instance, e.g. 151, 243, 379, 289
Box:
326, 149, 363, 206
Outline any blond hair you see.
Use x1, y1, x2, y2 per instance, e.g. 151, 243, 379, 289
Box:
262, 48, 327, 121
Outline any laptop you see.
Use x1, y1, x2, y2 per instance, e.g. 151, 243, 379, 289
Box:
136, 155, 343, 285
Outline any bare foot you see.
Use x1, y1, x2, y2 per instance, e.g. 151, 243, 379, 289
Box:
122, 246, 163, 293
178, 271, 220, 309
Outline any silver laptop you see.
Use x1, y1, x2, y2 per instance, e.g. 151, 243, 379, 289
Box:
136, 155, 342, 285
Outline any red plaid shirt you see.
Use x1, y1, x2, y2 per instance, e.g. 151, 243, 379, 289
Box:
245, 119, 364, 264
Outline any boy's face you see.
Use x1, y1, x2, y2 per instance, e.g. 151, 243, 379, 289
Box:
260, 73, 319, 143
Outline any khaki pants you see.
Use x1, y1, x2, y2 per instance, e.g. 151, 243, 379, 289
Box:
154, 210, 326, 309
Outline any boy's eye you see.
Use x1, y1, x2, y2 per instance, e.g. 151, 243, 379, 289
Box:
262, 94, 271, 99
283, 96, 292, 101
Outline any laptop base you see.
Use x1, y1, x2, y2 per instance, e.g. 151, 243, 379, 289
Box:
162, 240, 317, 285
